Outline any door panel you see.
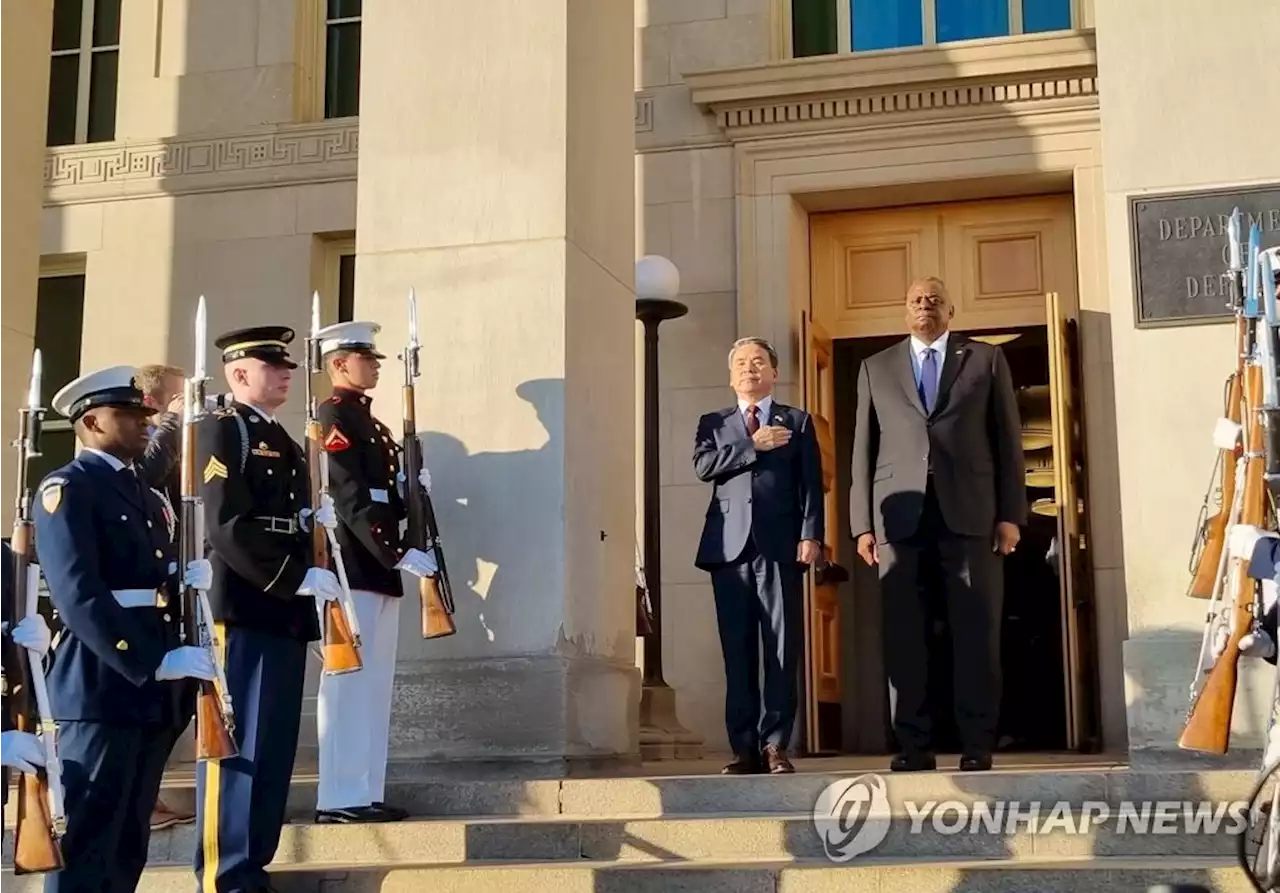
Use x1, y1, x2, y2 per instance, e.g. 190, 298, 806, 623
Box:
800, 310, 841, 753
1046, 290, 1100, 752
810, 195, 1077, 338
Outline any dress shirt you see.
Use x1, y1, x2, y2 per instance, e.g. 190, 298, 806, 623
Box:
81, 447, 131, 473
737, 394, 773, 428
909, 330, 950, 393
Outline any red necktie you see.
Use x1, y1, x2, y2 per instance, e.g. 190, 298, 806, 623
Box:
746, 405, 760, 435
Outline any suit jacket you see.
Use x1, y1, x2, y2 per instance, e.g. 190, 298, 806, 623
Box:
849, 334, 1026, 544
693, 401, 824, 571
318, 387, 409, 598
138, 410, 182, 512
197, 402, 320, 642
32, 452, 187, 724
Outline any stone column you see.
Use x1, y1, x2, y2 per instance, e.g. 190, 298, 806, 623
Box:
1, 0, 53, 511
354, 2, 639, 770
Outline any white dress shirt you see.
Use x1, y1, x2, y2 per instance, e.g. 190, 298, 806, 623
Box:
737, 394, 773, 428
909, 330, 949, 393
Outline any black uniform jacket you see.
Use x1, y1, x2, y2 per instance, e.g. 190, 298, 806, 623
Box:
318, 388, 408, 598
196, 402, 320, 642
33, 451, 186, 724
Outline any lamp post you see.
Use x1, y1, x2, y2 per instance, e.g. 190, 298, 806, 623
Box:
634, 255, 702, 760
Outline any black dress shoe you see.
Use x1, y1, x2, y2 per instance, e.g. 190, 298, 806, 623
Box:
721, 752, 763, 775
959, 753, 993, 772
315, 805, 394, 824
763, 744, 795, 774
890, 752, 937, 772
372, 801, 409, 821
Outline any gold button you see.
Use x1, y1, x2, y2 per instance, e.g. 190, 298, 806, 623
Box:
163, 613, 172, 622
289, 492, 295, 499
121, 514, 128, 521
115, 639, 129, 651
292, 469, 296, 476
155, 549, 164, 558
147, 520, 153, 528
157, 594, 169, 608
267, 469, 274, 475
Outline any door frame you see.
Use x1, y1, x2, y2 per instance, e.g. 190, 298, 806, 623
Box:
788, 193, 1100, 752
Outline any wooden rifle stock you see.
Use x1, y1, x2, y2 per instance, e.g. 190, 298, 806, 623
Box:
1189, 317, 1248, 599
306, 421, 362, 672
1179, 364, 1265, 754
178, 384, 237, 761
8, 523, 64, 875
401, 385, 456, 639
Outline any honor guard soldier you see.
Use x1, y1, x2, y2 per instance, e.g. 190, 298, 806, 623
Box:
194, 326, 344, 893
32, 366, 215, 893
312, 321, 435, 824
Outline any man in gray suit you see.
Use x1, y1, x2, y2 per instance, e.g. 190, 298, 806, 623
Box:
850, 277, 1025, 772
694, 337, 824, 775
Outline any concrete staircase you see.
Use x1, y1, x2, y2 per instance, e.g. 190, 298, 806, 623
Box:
3, 758, 1269, 892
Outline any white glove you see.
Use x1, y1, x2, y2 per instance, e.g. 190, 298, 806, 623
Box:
296, 567, 342, 602
1229, 525, 1277, 561
12, 614, 51, 659
418, 467, 433, 494
1211, 624, 1229, 661
155, 646, 217, 682
1, 730, 47, 774
1240, 629, 1278, 660
395, 547, 439, 578
314, 494, 338, 531
184, 558, 213, 591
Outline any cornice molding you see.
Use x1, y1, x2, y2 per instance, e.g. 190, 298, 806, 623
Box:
44, 118, 359, 206
685, 30, 1098, 140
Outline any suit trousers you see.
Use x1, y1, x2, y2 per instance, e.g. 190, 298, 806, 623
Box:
710, 542, 803, 754
194, 625, 306, 893
316, 588, 401, 811
45, 721, 171, 893
878, 482, 1003, 755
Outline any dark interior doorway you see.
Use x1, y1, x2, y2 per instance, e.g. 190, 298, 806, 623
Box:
831, 324, 1069, 754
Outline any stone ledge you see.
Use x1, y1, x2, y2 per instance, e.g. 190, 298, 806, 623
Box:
685, 30, 1098, 140
43, 119, 359, 206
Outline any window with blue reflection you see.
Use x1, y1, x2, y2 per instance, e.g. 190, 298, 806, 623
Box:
1023, 0, 1072, 33
936, 0, 1007, 43
851, 0, 923, 51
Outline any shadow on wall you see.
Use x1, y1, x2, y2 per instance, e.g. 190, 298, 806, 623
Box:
407, 377, 567, 656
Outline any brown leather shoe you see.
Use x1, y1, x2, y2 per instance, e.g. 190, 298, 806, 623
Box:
763, 744, 794, 774
150, 798, 195, 831
721, 752, 763, 775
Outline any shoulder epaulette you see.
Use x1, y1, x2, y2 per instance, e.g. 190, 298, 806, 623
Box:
214, 407, 238, 419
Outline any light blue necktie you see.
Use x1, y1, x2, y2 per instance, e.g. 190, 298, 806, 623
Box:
918, 348, 938, 414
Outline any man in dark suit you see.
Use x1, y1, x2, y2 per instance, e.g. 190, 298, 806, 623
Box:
693, 337, 824, 775
850, 276, 1025, 773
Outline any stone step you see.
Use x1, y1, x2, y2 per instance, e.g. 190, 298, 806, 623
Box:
4, 803, 1259, 870
21, 761, 1250, 822
2, 856, 1258, 893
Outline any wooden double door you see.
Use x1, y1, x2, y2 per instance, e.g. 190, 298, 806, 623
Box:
800, 194, 1098, 755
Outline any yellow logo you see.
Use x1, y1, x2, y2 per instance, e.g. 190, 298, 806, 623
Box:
41, 483, 63, 514
203, 456, 229, 483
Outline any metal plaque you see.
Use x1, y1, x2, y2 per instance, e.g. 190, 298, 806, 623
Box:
1129, 184, 1280, 328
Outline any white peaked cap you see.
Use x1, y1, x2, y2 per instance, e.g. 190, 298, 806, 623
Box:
52, 365, 145, 420
317, 321, 385, 358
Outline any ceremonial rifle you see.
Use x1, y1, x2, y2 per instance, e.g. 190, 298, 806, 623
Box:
181, 297, 238, 760
8, 349, 66, 873
1180, 224, 1270, 754
400, 288, 456, 639
1189, 208, 1247, 599
305, 292, 363, 673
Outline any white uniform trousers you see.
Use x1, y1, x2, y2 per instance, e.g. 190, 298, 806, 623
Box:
316, 588, 400, 810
